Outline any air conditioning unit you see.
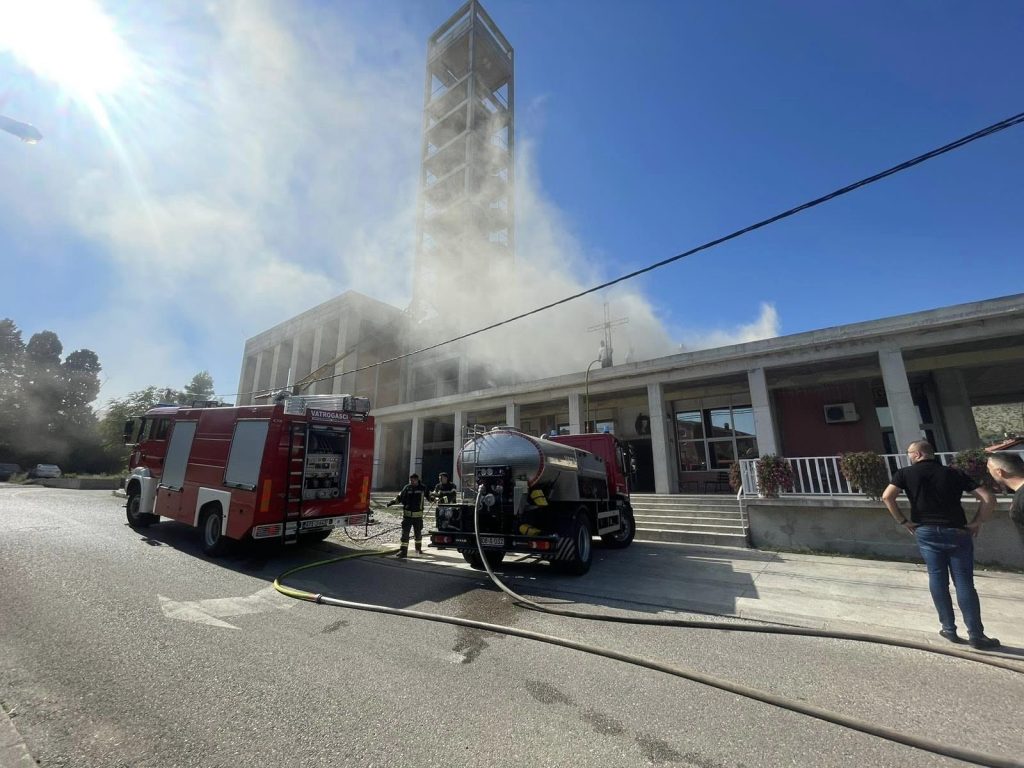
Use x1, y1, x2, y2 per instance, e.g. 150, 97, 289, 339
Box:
824, 402, 860, 424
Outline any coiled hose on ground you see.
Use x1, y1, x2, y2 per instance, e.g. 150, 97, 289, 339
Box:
273, 495, 1024, 768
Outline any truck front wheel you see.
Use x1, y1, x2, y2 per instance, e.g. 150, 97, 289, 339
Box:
200, 505, 230, 557
601, 506, 635, 549
125, 489, 158, 529
554, 510, 593, 575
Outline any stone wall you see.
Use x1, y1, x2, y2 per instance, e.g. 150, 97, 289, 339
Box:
746, 496, 1024, 570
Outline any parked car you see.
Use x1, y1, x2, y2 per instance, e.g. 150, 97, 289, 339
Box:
0, 463, 22, 481
28, 464, 62, 479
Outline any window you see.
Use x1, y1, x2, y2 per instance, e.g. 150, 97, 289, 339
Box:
161, 421, 197, 490
153, 418, 170, 440
224, 420, 270, 490
675, 405, 759, 473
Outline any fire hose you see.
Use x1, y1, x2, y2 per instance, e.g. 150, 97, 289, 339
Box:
274, 490, 1024, 768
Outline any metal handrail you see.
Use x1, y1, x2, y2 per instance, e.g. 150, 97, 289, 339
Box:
738, 450, 1023, 497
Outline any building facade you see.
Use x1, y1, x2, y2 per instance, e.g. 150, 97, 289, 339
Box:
365, 294, 1024, 492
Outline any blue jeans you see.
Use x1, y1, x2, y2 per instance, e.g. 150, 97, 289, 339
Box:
914, 525, 984, 637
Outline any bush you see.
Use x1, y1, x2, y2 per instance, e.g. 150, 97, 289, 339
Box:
839, 452, 888, 500
951, 449, 999, 492
755, 455, 794, 498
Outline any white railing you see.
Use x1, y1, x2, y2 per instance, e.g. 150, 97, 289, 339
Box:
738, 451, 1023, 497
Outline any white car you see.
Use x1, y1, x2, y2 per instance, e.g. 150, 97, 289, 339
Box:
28, 464, 62, 479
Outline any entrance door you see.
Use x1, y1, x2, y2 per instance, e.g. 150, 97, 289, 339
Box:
626, 439, 655, 493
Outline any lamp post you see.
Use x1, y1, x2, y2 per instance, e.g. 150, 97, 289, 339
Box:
0, 115, 42, 144
584, 358, 603, 434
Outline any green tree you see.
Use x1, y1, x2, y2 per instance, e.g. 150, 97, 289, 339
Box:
98, 386, 164, 470
177, 371, 215, 405
0, 319, 26, 460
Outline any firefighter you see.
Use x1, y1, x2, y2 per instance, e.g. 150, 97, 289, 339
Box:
387, 473, 433, 558
434, 472, 458, 503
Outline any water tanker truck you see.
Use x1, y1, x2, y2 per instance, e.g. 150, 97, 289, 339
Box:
429, 427, 635, 575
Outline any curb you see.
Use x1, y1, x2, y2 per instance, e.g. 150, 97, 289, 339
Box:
0, 705, 34, 767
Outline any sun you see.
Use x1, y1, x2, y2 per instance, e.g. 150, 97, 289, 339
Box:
0, 0, 134, 100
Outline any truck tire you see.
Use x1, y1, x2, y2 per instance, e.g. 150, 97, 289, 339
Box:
554, 510, 593, 575
463, 550, 505, 571
199, 505, 230, 557
601, 505, 635, 549
125, 488, 158, 528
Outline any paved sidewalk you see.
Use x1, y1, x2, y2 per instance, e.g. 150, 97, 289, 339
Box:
415, 540, 1024, 651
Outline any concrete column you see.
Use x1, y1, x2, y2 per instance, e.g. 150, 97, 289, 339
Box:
288, 336, 301, 390
311, 326, 324, 378
453, 410, 465, 482
409, 416, 424, 478
506, 402, 521, 429
647, 382, 673, 494
934, 369, 980, 450
372, 423, 388, 491
568, 392, 582, 435
879, 348, 923, 452
332, 312, 350, 396
268, 344, 282, 390
747, 367, 779, 455
237, 351, 254, 406
251, 351, 265, 401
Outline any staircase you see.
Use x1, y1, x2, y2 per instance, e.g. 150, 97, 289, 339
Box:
630, 494, 749, 548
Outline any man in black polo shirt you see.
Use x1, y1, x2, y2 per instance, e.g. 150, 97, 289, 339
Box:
882, 440, 998, 649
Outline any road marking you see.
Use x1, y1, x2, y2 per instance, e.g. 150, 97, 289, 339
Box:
158, 586, 295, 630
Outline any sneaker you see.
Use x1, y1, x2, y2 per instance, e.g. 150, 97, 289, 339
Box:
968, 634, 1000, 650
939, 629, 965, 644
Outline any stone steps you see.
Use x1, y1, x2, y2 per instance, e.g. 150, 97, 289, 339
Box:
629, 493, 749, 548
372, 492, 750, 548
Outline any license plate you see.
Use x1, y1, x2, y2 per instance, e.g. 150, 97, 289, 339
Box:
479, 536, 504, 547
301, 516, 342, 530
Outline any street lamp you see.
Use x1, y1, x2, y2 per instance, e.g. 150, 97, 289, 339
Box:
584, 358, 603, 434
0, 114, 43, 144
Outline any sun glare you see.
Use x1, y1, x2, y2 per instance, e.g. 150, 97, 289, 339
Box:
0, 0, 134, 99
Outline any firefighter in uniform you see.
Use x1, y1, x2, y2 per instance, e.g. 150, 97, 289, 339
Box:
434, 472, 458, 504
387, 473, 433, 558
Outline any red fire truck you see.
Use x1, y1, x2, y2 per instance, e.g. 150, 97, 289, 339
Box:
430, 428, 635, 575
122, 394, 374, 555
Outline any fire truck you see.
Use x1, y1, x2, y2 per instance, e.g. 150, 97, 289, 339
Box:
122, 394, 374, 555
430, 428, 635, 575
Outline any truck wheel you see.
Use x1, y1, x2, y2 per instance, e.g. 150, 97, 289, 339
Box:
125, 489, 158, 528
463, 550, 505, 571
554, 510, 593, 575
200, 505, 230, 557
601, 506, 635, 549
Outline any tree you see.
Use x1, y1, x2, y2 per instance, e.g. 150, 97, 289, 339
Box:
0, 319, 25, 460
178, 371, 215, 405
98, 386, 163, 470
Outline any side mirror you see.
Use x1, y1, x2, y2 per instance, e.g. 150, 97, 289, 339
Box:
123, 419, 136, 445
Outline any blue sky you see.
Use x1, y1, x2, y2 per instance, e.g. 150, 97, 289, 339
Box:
1, 0, 1021, 404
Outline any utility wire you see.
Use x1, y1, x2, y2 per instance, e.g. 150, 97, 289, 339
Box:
223, 110, 1024, 401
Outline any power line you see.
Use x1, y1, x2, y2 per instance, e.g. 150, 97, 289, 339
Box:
224, 110, 1024, 401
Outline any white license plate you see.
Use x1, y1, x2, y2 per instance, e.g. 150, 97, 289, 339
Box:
301, 516, 341, 530
479, 536, 504, 547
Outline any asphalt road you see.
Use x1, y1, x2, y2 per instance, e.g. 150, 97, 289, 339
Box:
2, 485, 1023, 768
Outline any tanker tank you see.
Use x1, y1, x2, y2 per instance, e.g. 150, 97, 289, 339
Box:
457, 427, 603, 490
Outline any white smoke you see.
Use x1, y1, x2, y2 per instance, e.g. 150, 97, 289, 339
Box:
2, 0, 779, 403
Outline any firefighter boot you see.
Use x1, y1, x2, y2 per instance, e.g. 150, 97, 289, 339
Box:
415, 541, 423, 556
396, 545, 408, 559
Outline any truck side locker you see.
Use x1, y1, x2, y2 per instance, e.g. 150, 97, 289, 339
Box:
283, 422, 306, 545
